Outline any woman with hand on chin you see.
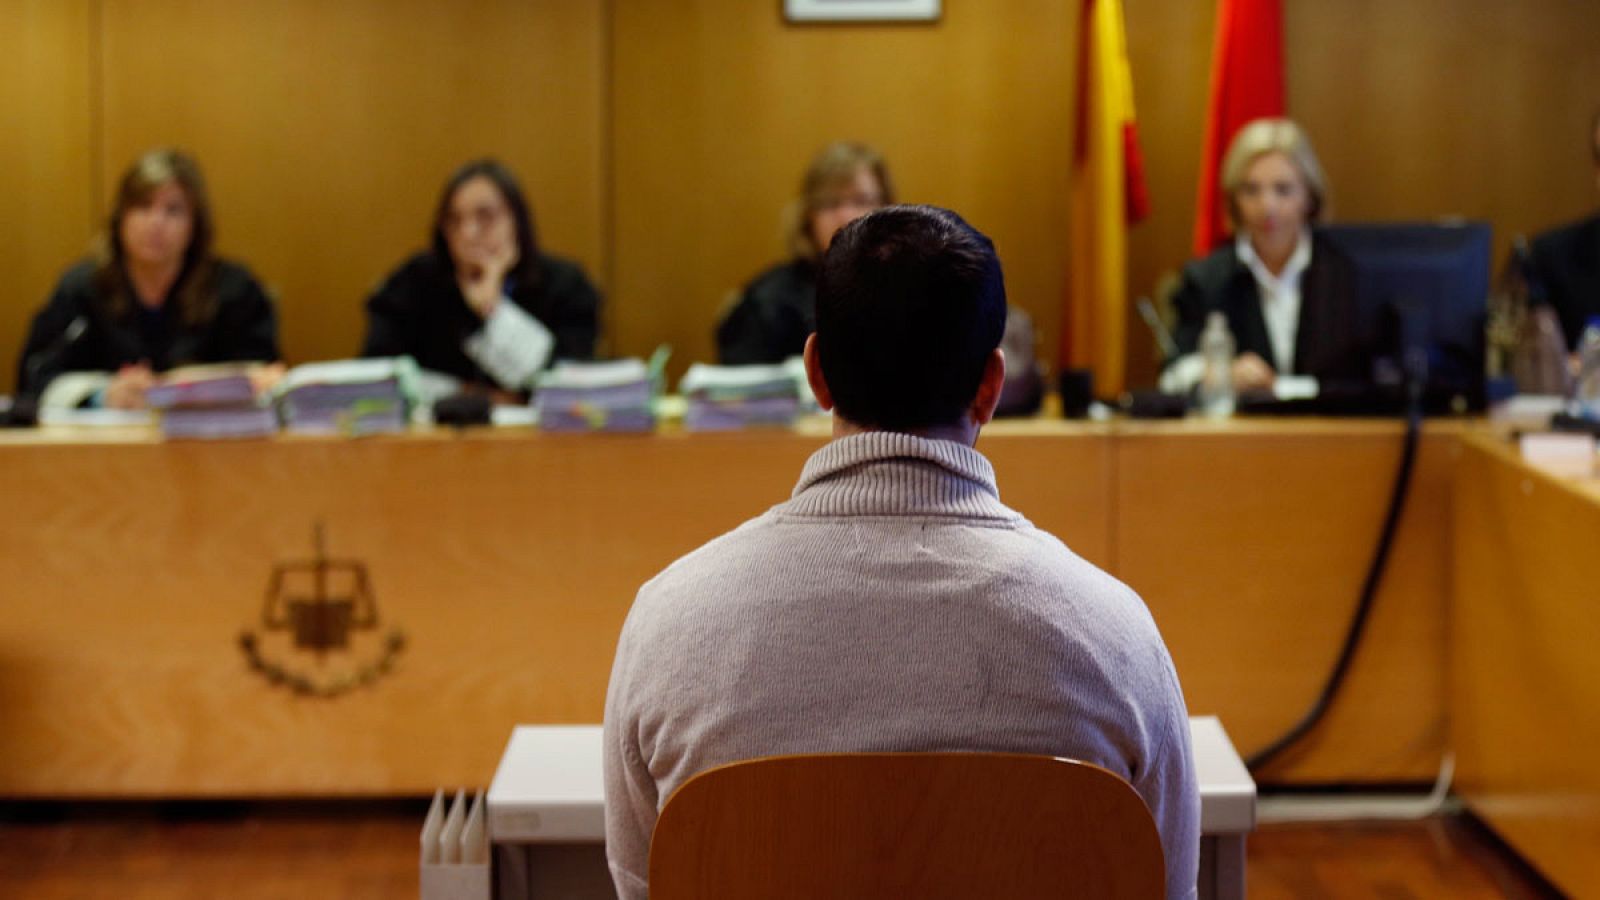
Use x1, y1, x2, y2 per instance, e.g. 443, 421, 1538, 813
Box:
1162, 119, 1367, 396
361, 159, 600, 397
17, 149, 279, 409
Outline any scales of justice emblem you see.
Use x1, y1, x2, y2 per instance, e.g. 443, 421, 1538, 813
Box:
239, 522, 405, 697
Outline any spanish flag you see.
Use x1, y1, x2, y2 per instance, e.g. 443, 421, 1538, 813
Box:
1063, 0, 1149, 399
1192, 0, 1285, 256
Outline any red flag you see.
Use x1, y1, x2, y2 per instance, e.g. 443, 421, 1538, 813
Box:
1191, 0, 1285, 257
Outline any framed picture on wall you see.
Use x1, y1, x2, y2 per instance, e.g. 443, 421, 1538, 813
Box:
783, 0, 941, 23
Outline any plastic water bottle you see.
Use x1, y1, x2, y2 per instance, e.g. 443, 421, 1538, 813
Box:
1197, 311, 1236, 417
1570, 316, 1600, 421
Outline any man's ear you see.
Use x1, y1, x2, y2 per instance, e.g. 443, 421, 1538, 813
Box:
970, 347, 1007, 426
803, 333, 834, 412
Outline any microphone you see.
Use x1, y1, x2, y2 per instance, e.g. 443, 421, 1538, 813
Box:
23, 315, 89, 392
7, 316, 90, 426
1136, 296, 1179, 360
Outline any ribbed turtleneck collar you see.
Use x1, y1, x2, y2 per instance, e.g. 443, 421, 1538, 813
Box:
781, 431, 1018, 521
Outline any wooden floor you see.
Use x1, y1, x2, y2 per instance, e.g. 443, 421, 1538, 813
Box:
1247, 816, 1560, 900
0, 802, 1563, 899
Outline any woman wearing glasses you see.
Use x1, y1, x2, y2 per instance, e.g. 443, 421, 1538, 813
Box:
361, 159, 600, 392
715, 142, 894, 365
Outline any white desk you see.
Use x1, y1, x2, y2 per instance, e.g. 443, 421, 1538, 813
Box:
488, 717, 1257, 899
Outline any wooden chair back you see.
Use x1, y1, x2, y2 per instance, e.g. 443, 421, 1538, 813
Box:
648, 752, 1165, 899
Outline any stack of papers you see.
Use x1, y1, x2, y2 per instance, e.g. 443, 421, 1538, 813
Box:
148, 365, 279, 439
534, 359, 655, 433
1519, 431, 1597, 477
680, 362, 803, 431
276, 358, 418, 435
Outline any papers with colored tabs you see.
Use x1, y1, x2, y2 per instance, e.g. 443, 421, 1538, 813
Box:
679, 358, 808, 431
148, 363, 283, 440
276, 357, 419, 435
534, 359, 655, 432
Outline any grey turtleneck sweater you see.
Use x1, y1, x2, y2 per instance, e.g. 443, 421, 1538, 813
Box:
603, 431, 1199, 899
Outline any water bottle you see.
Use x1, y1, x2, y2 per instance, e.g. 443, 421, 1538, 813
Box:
1197, 311, 1236, 417
1570, 316, 1600, 421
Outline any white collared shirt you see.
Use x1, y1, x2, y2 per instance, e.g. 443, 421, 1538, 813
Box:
1235, 230, 1313, 374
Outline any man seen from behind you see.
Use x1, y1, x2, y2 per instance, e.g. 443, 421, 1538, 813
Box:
603, 205, 1200, 899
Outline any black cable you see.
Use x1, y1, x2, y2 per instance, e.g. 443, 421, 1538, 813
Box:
1245, 380, 1425, 774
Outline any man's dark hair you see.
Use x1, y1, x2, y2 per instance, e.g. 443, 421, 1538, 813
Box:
814, 205, 1007, 431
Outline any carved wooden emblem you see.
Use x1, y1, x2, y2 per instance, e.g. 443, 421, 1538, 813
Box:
239, 522, 405, 697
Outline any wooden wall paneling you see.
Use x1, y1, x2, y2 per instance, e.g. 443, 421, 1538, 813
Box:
1452, 435, 1600, 897
1112, 421, 1460, 782
608, 0, 1076, 379
1285, 0, 1600, 262
94, 0, 607, 370
11, 0, 1600, 394
0, 0, 95, 395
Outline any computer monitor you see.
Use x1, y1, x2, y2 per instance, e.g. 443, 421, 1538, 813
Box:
1320, 221, 1492, 411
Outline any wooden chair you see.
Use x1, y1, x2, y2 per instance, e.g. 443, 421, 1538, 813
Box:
648, 752, 1165, 900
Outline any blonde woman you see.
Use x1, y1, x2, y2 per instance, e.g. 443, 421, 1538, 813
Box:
18, 149, 278, 408
715, 141, 894, 364
1164, 118, 1368, 393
